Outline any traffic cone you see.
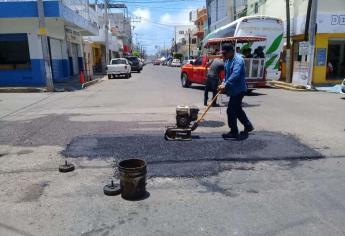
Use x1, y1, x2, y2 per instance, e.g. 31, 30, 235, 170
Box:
79, 70, 85, 84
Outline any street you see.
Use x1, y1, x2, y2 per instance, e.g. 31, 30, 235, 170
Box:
0, 65, 345, 235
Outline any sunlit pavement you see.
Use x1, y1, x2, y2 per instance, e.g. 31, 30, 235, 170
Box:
0, 65, 344, 235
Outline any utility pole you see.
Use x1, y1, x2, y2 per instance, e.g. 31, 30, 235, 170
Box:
104, 0, 110, 64
307, 0, 318, 86
37, 0, 54, 91
188, 31, 191, 59
174, 26, 177, 54
285, 0, 292, 83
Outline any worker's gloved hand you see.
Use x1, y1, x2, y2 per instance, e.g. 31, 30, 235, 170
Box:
218, 84, 226, 94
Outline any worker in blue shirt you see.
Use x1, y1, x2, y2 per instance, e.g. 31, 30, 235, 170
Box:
218, 43, 254, 139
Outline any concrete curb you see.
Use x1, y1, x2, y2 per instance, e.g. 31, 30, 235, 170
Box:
0, 87, 46, 93
81, 78, 102, 89
269, 81, 313, 92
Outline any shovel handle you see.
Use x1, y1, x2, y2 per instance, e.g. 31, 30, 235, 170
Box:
196, 91, 222, 124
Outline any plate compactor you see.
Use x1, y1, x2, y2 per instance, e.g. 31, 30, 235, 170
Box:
164, 91, 221, 141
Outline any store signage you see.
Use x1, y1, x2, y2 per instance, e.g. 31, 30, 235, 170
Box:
317, 13, 345, 33
331, 15, 345, 25
316, 48, 327, 66
299, 41, 309, 56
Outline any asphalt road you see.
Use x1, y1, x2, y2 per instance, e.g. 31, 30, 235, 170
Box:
0, 65, 345, 235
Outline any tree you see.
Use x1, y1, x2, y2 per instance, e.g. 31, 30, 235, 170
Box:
173, 53, 183, 60
132, 50, 141, 57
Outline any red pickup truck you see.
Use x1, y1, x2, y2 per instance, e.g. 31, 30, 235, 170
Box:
180, 36, 267, 89
180, 54, 266, 89
180, 55, 217, 87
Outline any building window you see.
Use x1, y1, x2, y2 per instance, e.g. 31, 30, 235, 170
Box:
327, 39, 345, 80
179, 31, 185, 35
254, 2, 259, 14
192, 38, 197, 44
0, 34, 31, 70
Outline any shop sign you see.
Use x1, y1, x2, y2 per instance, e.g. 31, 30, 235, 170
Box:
292, 61, 309, 86
316, 48, 327, 66
331, 15, 345, 25
299, 41, 309, 56
294, 13, 345, 35
317, 13, 345, 33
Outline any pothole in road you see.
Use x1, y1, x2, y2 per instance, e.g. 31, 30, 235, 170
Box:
63, 132, 323, 177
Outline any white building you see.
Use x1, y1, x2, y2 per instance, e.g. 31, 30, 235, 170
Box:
0, 0, 98, 86
206, 0, 248, 32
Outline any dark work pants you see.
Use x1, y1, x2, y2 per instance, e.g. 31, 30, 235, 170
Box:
204, 77, 218, 105
227, 93, 252, 134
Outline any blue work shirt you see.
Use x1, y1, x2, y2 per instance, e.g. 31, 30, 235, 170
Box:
224, 53, 247, 96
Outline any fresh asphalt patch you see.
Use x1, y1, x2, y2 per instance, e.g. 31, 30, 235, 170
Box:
63, 132, 323, 177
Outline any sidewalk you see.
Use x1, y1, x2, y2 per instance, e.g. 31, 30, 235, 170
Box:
0, 75, 106, 93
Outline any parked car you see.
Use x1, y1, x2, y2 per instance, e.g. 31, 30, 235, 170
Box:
125, 56, 143, 72
182, 59, 195, 66
138, 58, 145, 67
153, 59, 161, 65
171, 59, 182, 67
106, 58, 131, 79
341, 79, 345, 93
167, 58, 173, 67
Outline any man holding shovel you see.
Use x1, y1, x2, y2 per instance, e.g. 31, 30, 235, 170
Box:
218, 44, 254, 139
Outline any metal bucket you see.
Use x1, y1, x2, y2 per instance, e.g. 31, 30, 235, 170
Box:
118, 159, 147, 200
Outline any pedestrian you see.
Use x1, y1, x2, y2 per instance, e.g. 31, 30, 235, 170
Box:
204, 58, 224, 107
218, 44, 254, 139
243, 48, 253, 58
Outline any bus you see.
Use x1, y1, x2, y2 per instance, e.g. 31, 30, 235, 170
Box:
202, 16, 284, 80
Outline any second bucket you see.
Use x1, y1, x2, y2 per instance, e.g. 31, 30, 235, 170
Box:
118, 158, 147, 200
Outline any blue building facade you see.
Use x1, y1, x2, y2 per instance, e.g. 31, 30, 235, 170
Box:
0, 0, 98, 86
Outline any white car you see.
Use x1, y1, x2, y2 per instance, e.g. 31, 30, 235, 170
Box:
171, 59, 182, 67
341, 79, 345, 94
106, 58, 131, 79
182, 59, 195, 66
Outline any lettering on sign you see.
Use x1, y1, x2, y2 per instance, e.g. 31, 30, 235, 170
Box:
331, 15, 345, 25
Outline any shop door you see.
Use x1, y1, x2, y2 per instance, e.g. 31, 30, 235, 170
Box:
327, 39, 345, 80
71, 43, 79, 75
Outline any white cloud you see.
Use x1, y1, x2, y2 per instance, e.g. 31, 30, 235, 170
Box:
133, 8, 151, 30
160, 7, 194, 25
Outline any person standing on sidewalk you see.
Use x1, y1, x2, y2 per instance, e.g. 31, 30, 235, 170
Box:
218, 44, 254, 139
204, 58, 224, 107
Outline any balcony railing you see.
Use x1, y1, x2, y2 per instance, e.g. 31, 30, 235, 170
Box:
244, 58, 265, 79
62, 0, 97, 25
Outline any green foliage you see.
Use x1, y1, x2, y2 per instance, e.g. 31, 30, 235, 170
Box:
173, 53, 183, 60
132, 51, 141, 57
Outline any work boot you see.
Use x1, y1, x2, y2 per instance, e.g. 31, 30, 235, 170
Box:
243, 124, 255, 134
222, 132, 239, 139
212, 103, 220, 107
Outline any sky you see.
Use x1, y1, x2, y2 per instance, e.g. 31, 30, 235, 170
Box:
117, 0, 206, 55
